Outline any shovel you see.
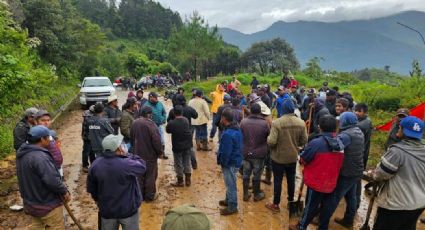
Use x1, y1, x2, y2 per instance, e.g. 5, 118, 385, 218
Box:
289, 178, 305, 218
359, 182, 378, 230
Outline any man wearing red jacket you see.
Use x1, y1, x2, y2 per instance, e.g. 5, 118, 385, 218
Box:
290, 115, 345, 230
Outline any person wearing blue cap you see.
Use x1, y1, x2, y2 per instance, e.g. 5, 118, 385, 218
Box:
16, 125, 70, 229
370, 116, 425, 230
320, 112, 365, 229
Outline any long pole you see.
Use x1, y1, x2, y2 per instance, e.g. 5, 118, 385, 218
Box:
397, 22, 425, 46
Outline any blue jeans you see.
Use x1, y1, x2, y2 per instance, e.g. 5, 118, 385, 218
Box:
299, 187, 329, 230
101, 210, 139, 230
243, 158, 265, 182
319, 176, 360, 230
194, 124, 208, 141
222, 166, 239, 211
158, 125, 164, 145
210, 113, 219, 138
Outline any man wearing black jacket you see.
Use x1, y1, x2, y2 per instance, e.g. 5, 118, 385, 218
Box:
166, 105, 193, 187
13, 107, 38, 151
88, 102, 114, 157
104, 95, 122, 135
16, 125, 70, 229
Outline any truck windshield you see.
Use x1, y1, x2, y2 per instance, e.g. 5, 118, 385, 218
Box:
83, 79, 112, 87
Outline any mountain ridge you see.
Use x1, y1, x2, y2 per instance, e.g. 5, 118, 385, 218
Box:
218, 10, 425, 74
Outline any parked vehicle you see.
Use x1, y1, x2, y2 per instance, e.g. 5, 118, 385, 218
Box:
79, 76, 116, 108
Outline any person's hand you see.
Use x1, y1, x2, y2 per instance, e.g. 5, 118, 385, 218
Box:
62, 192, 71, 203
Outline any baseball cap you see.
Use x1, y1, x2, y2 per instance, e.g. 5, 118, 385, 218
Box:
396, 108, 409, 117
102, 134, 124, 152
223, 94, 231, 101
24, 107, 39, 118
28, 125, 53, 139
278, 86, 285, 91
161, 204, 211, 230
34, 110, 51, 119
307, 88, 316, 95
400, 116, 424, 139
326, 89, 337, 96
108, 94, 118, 103
149, 92, 158, 98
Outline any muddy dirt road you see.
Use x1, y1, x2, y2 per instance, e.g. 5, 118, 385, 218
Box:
1, 88, 424, 230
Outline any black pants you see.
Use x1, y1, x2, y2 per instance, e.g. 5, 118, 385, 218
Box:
272, 161, 296, 205
82, 139, 95, 167
138, 160, 158, 201
373, 207, 424, 230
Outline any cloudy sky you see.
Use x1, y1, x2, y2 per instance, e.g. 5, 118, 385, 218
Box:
156, 0, 425, 33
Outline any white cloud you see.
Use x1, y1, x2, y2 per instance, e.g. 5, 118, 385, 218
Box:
156, 0, 425, 33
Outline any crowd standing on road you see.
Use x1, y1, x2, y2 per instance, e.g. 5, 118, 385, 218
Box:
11, 73, 425, 230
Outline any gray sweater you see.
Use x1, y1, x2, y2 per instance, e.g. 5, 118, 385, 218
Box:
374, 139, 425, 210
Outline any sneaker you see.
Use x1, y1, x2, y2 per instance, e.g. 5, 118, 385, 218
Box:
265, 203, 280, 213
334, 217, 353, 228
218, 200, 228, 206
220, 207, 238, 216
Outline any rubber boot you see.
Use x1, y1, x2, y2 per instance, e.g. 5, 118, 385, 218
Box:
243, 179, 251, 201
201, 140, 212, 151
253, 180, 265, 201
185, 173, 191, 186
172, 176, 184, 187
261, 169, 272, 185
196, 140, 201, 151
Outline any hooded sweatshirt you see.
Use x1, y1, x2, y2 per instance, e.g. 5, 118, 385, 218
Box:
300, 133, 345, 193
312, 98, 330, 134
210, 85, 225, 113
373, 139, 425, 210
217, 123, 243, 168
87, 151, 146, 219
16, 144, 68, 217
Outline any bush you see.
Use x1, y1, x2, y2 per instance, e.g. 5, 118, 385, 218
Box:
372, 96, 401, 111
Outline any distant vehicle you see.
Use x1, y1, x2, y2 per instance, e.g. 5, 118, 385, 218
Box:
113, 77, 123, 87
79, 76, 116, 108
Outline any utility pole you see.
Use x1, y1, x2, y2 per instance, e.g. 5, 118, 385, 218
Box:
397, 21, 425, 46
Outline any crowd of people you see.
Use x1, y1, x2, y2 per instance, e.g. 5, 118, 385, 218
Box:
12, 74, 425, 230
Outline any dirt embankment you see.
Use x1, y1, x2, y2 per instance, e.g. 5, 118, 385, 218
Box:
1, 89, 424, 230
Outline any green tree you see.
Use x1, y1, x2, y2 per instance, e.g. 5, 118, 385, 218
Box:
126, 53, 149, 77
241, 38, 299, 75
168, 12, 222, 79
304, 57, 323, 80
410, 60, 423, 77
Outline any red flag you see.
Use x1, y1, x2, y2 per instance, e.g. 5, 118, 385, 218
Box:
409, 102, 425, 120
376, 102, 425, 132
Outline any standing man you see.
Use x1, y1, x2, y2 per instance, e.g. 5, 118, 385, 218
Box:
144, 92, 168, 159
87, 134, 146, 230
290, 116, 345, 230
120, 98, 137, 151
166, 105, 193, 187
280, 75, 290, 88
240, 103, 270, 202
231, 75, 241, 89
209, 84, 225, 142
289, 85, 302, 107
310, 98, 330, 136
384, 108, 409, 150
88, 102, 114, 158
16, 125, 70, 229
131, 106, 163, 202
168, 95, 198, 168
214, 94, 233, 138
320, 112, 364, 229
266, 99, 308, 212
257, 86, 272, 108
82, 105, 95, 173
250, 76, 259, 90
325, 89, 337, 116
371, 116, 425, 230
13, 107, 38, 151
217, 108, 243, 215
134, 89, 148, 118
104, 95, 122, 135
354, 103, 373, 180
188, 90, 211, 151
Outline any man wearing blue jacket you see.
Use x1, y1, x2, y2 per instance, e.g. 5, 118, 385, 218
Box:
16, 125, 70, 229
275, 86, 290, 118
87, 134, 146, 230
217, 108, 243, 216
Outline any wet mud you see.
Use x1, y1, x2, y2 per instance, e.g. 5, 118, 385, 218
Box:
1, 89, 424, 230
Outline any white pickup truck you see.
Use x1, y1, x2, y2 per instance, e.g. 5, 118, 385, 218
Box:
78, 76, 116, 108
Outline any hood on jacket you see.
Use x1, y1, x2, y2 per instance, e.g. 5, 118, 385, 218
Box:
340, 112, 358, 130
16, 143, 48, 159
396, 139, 425, 162
215, 84, 224, 93
314, 98, 325, 110
323, 135, 345, 152
282, 99, 295, 115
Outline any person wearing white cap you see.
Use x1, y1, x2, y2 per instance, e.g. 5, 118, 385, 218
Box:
87, 134, 146, 230
104, 94, 122, 135
13, 107, 39, 151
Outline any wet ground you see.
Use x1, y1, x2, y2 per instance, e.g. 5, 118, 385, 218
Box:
1, 88, 424, 230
